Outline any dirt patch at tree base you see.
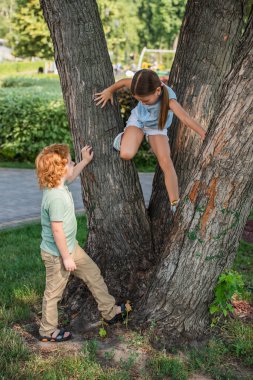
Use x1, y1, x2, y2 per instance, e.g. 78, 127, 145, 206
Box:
12, 320, 217, 379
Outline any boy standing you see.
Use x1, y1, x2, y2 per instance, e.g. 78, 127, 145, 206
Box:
36, 144, 128, 342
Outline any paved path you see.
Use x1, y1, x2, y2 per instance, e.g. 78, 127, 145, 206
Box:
0, 169, 154, 229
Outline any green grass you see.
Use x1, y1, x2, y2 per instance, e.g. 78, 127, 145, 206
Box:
187, 327, 253, 379
0, 215, 252, 379
0, 75, 59, 87
24, 354, 126, 380
188, 338, 234, 379
187, 236, 253, 379
0, 161, 35, 169
0, 74, 156, 172
0, 215, 87, 327
0, 222, 45, 325
0, 327, 30, 379
0, 331, 130, 379
221, 319, 253, 367
0, 76, 62, 100
0, 160, 156, 172
147, 355, 188, 380
0, 215, 123, 380
0, 61, 48, 77
0, 75, 60, 89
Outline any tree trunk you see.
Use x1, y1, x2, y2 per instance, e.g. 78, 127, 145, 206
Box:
40, 0, 253, 345
40, 0, 154, 328
149, 0, 245, 254
140, 11, 253, 346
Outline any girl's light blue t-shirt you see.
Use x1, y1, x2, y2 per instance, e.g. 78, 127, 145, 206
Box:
127, 85, 177, 130
40, 186, 77, 256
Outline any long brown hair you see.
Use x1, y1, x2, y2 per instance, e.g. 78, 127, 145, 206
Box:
131, 69, 169, 130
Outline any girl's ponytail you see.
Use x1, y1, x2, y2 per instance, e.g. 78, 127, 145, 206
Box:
131, 69, 170, 130
158, 85, 169, 130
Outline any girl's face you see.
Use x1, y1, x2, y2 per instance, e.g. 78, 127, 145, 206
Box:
134, 86, 161, 105
65, 154, 75, 179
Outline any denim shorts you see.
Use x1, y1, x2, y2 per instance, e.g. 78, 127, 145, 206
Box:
125, 107, 168, 137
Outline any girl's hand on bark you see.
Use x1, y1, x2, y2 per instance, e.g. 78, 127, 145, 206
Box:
94, 89, 113, 108
200, 130, 206, 141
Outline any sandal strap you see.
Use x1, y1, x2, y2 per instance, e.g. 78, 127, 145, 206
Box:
50, 328, 65, 340
40, 329, 71, 342
55, 328, 66, 340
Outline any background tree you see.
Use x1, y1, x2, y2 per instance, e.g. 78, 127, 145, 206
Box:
8, 0, 53, 58
97, 0, 140, 65
40, 0, 253, 346
137, 0, 186, 49
2, 0, 187, 63
0, 0, 16, 38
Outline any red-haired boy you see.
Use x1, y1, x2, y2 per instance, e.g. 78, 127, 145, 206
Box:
36, 144, 129, 342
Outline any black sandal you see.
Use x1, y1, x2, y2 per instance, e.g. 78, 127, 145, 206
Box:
39, 328, 72, 342
105, 301, 132, 325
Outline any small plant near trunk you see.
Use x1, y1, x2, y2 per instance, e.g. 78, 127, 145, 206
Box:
210, 270, 244, 326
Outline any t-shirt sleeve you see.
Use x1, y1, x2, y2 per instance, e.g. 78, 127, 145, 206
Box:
167, 86, 177, 100
126, 105, 143, 128
130, 105, 139, 119
48, 197, 65, 222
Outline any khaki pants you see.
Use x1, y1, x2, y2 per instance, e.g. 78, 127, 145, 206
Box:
39, 243, 117, 336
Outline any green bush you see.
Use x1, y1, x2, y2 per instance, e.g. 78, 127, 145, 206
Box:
0, 88, 72, 162
118, 88, 137, 125
0, 78, 156, 170
1, 76, 60, 89
2, 76, 42, 88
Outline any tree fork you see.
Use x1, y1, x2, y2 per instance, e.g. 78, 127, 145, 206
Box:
139, 10, 253, 346
149, 0, 245, 254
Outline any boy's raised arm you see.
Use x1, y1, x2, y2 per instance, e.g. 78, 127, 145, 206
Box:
67, 145, 93, 184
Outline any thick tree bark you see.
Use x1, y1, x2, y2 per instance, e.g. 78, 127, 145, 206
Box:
149, 0, 245, 254
41, 0, 253, 345
140, 11, 253, 346
40, 0, 154, 327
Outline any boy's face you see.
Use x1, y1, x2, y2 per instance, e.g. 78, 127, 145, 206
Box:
65, 154, 75, 179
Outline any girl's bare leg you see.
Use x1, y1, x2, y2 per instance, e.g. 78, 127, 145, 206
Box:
120, 126, 144, 160
148, 135, 179, 203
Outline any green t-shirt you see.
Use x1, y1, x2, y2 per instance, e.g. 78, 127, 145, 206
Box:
40, 185, 77, 256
